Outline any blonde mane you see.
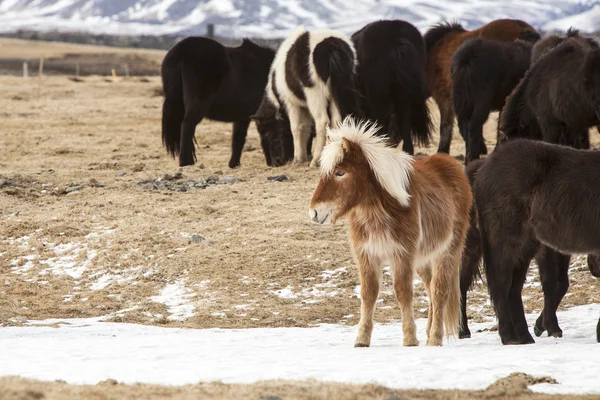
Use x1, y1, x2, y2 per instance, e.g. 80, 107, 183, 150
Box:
320, 116, 414, 207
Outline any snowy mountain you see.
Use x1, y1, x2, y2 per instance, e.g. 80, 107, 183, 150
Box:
0, 0, 599, 39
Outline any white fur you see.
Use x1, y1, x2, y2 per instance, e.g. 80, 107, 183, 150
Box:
320, 116, 414, 207
266, 26, 357, 166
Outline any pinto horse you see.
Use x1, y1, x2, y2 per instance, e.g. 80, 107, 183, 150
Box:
252, 27, 361, 168
308, 116, 471, 347
161, 37, 276, 168
475, 139, 600, 344
423, 19, 539, 155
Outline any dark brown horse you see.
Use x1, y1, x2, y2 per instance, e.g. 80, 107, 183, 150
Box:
500, 30, 600, 149
451, 38, 536, 164
423, 19, 540, 155
161, 37, 276, 168
475, 139, 600, 345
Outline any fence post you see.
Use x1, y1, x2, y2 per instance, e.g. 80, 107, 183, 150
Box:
23, 62, 28, 78
76, 62, 80, 77
207, 23, 215, 38
124, 63, 129, 78
38, 57, 44, 77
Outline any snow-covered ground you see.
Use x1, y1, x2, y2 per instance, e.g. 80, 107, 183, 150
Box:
2, 304, 599, 394
0, 0, 599, 38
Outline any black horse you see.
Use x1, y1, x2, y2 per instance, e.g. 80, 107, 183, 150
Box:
475, 139, 600, 345
161, 36, 276, 168
351, 19, 432, 154
451, 38, 536, 164
500, 30, 600, 149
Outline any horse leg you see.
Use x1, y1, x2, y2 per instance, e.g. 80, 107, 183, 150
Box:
543, 252, 570, 338
396, 105, 415, 155
436, 98, 455, 154
354, 252, 382, 347
428, 252, 461, 346
259, 132, 273, 167
288, 105, 312, 164
417, 264, 433, 342
392, 254, 418, 346
179, 96, 210, 167
228, 119, 251, 168
466, 103, 489, 164
597, 317, 600, 343
494, 108, 503, 150
486, 249, 519, 345
507, 259, 535, 344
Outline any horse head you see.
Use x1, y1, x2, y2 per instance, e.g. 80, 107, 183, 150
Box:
250, 97, 294, 167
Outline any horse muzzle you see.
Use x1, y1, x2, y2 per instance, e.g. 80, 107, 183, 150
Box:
308, 206, 332, 225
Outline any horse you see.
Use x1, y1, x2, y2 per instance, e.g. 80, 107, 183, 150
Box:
475, 138, 600, 344
500, 30, 600, 149
160, 36, 276, 168
251, 27, 361, 168
423, 19, 540, 155
308, 116, 471, 347
351, 19, 432, 155
531, 27, 599, 64
451, 38, 535, 164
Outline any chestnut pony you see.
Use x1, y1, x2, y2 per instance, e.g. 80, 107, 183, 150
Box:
308, 117, 472, 347
424, 19, 539, 155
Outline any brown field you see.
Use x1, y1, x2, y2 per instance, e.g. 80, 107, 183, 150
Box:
1, 39, 600, 399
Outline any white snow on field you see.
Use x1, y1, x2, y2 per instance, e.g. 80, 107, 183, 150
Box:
1, 305, 599, 394
151, 279, 197, 321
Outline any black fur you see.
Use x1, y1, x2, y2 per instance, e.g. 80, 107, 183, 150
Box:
161, 37, 275, 168
501, 30, 600, 149
451, 38, 534, 163
351, 19, 432, 154
313, 37, 362, 118
475, 139, 600, 344
285, 32, 312, 101
424, 21, 466, 53
458, 158, 485, 339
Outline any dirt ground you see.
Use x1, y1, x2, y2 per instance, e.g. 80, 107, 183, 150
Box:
1, 39, 600, 399
2, 373, 599, 400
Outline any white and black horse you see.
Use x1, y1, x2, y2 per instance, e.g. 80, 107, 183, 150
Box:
252, 27, 361, 167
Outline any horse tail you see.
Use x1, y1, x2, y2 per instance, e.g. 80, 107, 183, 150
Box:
451, 38, 480, 128
390, 38, 432, 147
160, 54, 185, 158
477, 182, 495, 309
424, 21, 466, 53
445, 259, 462, 338
314, 37, 361, 121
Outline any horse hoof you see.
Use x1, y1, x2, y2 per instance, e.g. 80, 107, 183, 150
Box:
534, 325, 545, 337
459, 332, 471, 339
548, 330, 563, 338
228, 161, 240, 169
354, 343, 369, 348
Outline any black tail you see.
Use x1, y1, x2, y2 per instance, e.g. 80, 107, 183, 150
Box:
389, 39, 432, 147
161, 59, 185, 158
314, 38, 362, 121
424, 21, 466, 53
451, 38, 480, 129
476, 184, 495, 305
463, 158, 486, 285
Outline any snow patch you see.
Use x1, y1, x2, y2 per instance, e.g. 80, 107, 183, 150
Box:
151, 279, 197, 321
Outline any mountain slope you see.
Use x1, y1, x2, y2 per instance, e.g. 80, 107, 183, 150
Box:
0, 0, 599, 38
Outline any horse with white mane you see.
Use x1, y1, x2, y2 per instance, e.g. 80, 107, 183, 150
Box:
308, 117, 472, 347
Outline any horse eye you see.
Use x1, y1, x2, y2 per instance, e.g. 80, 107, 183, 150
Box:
335, 170, 345, 178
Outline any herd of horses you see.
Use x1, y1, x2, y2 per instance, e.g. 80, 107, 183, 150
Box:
159, 18, 600, 346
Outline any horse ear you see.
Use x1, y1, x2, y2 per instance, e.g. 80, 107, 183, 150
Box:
341, 137, 351, 153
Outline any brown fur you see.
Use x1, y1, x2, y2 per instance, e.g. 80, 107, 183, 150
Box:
309, 136, 472, 347
424, 19, 540, 154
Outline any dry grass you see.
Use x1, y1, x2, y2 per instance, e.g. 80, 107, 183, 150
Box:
1, 374, 598, 400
